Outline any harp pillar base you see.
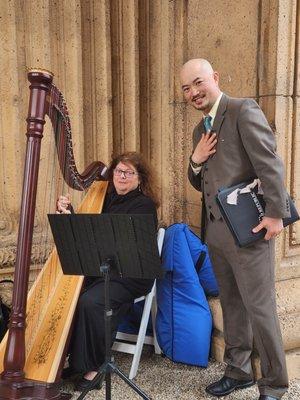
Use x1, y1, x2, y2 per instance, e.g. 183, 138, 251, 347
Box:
0, 378, 71, 400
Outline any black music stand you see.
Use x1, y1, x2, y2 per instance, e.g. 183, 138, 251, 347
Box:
48, 213, 163, 400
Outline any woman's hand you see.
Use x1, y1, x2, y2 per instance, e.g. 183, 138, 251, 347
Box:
56, 194, 71, 214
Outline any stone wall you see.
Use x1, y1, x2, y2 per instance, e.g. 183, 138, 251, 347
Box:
0, 0, 299, 379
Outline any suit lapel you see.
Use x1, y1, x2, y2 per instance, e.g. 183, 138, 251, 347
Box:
212, 93, 228, 135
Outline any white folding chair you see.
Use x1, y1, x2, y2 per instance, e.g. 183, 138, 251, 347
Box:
112, 227, 165, 379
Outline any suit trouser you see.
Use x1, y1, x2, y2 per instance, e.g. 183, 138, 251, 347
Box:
206, 217, 288, 398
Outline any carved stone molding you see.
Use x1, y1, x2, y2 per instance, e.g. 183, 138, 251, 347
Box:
0, 235, 52, 269
0, 212, 16, 237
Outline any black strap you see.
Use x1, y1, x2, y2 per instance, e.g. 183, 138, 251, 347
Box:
195, 251, 206, 273
200, 203, 207, 243
200, 164, 207, 243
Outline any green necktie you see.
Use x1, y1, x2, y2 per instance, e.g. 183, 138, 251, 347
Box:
204, 115, 212, 132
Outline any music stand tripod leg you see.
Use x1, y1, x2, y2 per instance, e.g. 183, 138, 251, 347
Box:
103, 264, 112, 398
110, 363, 150, 399
76, 262, 150, 400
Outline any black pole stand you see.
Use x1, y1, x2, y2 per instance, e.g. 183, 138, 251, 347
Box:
76, 262, 150, 400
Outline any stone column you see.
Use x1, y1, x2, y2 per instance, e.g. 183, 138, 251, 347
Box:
110, 0, 140, 152
81, 0, 113, 165
257, 0, 300, 377
138, 0, 187, 224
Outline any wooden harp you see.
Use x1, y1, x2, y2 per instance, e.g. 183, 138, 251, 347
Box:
0, 70, 108, 399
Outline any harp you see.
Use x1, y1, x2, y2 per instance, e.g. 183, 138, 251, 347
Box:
0, 70, 108, 399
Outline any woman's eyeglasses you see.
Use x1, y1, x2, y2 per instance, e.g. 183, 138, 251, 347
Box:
113, 168, 137, 178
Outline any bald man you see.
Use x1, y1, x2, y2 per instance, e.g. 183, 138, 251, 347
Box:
181, 59, 289, 400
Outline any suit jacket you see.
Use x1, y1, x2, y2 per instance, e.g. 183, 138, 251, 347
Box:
188, 94, 290, 235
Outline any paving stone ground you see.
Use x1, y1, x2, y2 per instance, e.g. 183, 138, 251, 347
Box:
62, 349, 300, 400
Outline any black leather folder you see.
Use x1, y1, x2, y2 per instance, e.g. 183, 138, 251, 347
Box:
216, 181, 299, 247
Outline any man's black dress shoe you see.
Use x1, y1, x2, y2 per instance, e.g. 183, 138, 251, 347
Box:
258, 396, 279, 400
205, 375, 255, 397
75, 377, 102, 392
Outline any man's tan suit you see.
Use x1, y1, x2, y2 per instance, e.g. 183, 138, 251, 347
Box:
188, 94, 290, 398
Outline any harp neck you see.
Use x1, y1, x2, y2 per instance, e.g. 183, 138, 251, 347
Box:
47, 83, 106, 190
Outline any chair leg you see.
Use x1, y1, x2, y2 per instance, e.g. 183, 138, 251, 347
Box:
150, 285, 161, 355
128, 291, 154, 379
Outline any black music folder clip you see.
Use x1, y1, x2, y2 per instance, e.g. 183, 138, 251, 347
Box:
216, 181, 299, 247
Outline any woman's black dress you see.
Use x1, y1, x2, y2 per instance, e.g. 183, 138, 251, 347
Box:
68, 187, 158, 373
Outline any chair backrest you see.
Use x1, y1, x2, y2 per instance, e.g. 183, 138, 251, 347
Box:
157, 227, 165, 257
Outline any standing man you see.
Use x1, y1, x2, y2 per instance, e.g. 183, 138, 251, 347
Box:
180, 59, 289, 400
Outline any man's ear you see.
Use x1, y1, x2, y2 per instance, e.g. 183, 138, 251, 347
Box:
213, 71, 220, 85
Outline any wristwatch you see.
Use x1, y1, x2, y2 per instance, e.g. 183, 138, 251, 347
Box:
189, 155, 203, 168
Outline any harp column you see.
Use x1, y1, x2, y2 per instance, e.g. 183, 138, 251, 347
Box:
1, 70, 53, 381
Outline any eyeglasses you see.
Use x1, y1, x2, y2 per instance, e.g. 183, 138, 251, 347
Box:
113, 168, 138, 178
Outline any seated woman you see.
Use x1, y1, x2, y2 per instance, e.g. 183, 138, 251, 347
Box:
57, 151, 159, 391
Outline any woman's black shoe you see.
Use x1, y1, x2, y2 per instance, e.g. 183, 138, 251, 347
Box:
61, 367, 78, 380
75, 377, 102, 392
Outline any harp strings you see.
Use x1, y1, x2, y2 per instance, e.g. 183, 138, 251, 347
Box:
26, 85, 72, 350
